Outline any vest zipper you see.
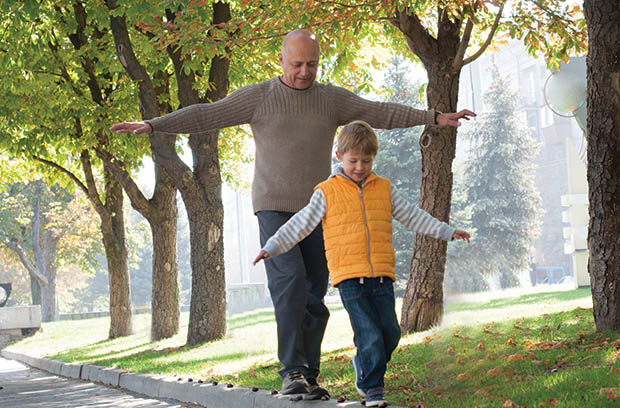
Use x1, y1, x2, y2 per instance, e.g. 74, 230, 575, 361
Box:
359, 188, 374, 278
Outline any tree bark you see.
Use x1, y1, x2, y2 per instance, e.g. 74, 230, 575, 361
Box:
99, 169, 133, 338
41, 230, 59, 322
583, 0, 620, 331
394, 9, 463, 333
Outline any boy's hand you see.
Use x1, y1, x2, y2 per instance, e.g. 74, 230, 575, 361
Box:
110, 121, 152, 135
453, 229, 471, 243
253, 250, 271, 265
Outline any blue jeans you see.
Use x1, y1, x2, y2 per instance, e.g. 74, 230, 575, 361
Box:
338, 277, 401, 390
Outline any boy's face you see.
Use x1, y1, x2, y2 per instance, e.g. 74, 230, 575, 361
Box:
336, 149, 375, 183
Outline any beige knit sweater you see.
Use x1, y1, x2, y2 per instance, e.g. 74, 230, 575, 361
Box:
147, 77, 435, 213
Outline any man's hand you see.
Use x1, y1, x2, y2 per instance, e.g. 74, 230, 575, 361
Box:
109, 121, 152, 135
253, 250, 271, 265
437, 110, 476, 127
452, 229, 471, 244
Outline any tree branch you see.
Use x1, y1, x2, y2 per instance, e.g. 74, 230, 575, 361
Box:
106, 0, 161, 119
5, 239, 49, 286
453, 18, 473, 71
79, 148, 108, 217
94, 144, 152, 217
31, 155, 89, 196
461, 3, 504, 67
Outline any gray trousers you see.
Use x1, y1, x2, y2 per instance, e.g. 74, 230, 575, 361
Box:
257, 211, 330, 379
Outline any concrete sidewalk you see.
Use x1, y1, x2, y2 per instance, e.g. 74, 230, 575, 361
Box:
0, 356, 196, 407
1, 349, 385, 408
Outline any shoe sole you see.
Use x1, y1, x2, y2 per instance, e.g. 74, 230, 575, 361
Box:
365, 400, 388, 407
281, 385, 309, 395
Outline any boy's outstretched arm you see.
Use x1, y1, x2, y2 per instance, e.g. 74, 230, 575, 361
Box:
452, 229, 471, 243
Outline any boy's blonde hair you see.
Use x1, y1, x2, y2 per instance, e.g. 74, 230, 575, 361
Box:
336, 120, 379, 156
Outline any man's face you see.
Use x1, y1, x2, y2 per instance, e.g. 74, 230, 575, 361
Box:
278, 36, 320, 90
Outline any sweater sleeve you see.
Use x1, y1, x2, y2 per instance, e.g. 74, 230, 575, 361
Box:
262, 189, 327, 257
391, 185, 455, 241
333, 85, 436, 129
145, 82, 264, 134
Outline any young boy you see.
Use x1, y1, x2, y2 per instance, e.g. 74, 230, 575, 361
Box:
254, 120, 470, 407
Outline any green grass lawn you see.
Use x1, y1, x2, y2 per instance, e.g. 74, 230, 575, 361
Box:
7, 286, 620, 407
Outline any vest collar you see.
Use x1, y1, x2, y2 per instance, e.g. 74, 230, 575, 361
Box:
331, 165, 377, 188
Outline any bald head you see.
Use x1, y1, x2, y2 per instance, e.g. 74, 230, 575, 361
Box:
279, 29, 321, 89
281, 29, 320, 57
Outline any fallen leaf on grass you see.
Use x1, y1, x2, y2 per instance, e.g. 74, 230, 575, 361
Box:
599, 388, 620, 401
456, 373, 469, 381
505, 338, 516, 346
502, 397, 524, 407
487, 367, 502, 376
538, 397, 559, 406
507, 353, 527, 362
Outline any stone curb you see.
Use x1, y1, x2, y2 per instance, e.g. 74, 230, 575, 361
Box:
1, 349, 402, 407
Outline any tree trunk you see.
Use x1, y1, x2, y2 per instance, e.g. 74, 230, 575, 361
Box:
29, 276, 41, 306
41, 231, 59, 322
107, 0, 231, 344
159, 2, 230, 345
583, 0, 620, 331
104, 1, 181, 341
100, 171, 132, 338
393, 8, 464, 334
184, 131, 227, 344
149, 163, 179, 340
401, 67, 460, 333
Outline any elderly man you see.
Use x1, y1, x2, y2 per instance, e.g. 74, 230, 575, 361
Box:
111, 29, 474, 398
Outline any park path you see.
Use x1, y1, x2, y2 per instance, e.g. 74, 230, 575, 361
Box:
0, 356, 202, 408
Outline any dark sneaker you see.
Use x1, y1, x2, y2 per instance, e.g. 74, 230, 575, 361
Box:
365, 387, 387, 407
352, 354, 366, 397
281, 371, 309, 395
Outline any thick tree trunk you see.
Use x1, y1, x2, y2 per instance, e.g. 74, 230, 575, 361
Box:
184, 130, 227, 344
393, 8, 464, 334
149, 163, 179, 340
100, 172, 132, 338
401, 67, 460, 333
107, 0, 231, 344
161, 2, 230, 345
105, 2, 181, 341
584, 0, 620, 331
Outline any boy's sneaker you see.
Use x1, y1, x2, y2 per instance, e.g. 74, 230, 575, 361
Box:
281, 371, 309, 395
365, 387, 387, 407
352, 355, 366, 397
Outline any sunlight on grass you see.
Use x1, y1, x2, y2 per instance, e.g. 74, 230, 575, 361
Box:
8, 286, 618, 407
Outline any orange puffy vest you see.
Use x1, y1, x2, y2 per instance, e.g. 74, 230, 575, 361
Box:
315, 173, 395, 287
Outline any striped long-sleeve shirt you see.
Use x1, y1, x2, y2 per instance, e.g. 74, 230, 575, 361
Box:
262, 168, 456, 258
